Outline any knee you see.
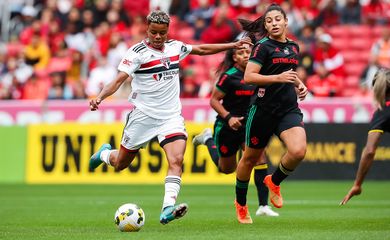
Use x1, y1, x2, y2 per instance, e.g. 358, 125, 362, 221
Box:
241, 156, 257, 168
168, 154, 184, 170
289, 146, 306, 161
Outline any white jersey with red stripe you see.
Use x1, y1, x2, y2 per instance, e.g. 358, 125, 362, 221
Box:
118, 39, 193, 119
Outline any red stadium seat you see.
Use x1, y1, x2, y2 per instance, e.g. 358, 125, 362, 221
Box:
332, 38, 349, 50
348, 25, 372, 38
345, 75, 360, 88
326, 25, 350, 39
47, 57, 72, 73
349, 38, 373, 51
344, 62, 366, 78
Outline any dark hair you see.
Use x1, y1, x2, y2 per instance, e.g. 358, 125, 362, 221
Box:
238, 3, 286, 40
146, 10, 170, 25
215, 48, 236, 78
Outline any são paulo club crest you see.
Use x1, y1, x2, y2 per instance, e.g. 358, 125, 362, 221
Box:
160, 57, 171, 69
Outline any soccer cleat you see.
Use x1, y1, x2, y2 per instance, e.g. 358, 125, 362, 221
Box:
192, 128, 212, 146
89, 143, 111, 171
160, 203, 188, 225
255, 205, 279, 216
263, 175, 283, 208
234, 200, 253, 224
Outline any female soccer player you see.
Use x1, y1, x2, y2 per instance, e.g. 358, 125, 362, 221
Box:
88, 10, 251, 225
233, 3, 308, 223
192, 41, 278, 217
341, 69, 390, 205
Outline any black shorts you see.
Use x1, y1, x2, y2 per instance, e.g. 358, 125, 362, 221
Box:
213, 118, 245, 157
369, 105, 390, 133
245, 105, 304, 149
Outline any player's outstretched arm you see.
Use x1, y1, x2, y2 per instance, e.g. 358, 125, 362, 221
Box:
340, 132, 381, 205
190, 38, 252, 55
89, 71, 131, 111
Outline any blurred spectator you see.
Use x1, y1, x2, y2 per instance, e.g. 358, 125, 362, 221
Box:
129, 15, 148, 44
185, 0, 215, 26
313, 0, 340, 28
24, 33, 51, 70
297, 40, 314, 75
9, 5, 38, 39
150, 0, 173, 13
47, 72, 73, 99
370, 28, 390, 69
110, 0, 131, 26
86, 57, 116, 98
67, 49, 84, 82
107, 32, 128, 68
313, 33, 345, 77
306, 64, 343, 97
47, 21, 67, 57
65, 7, 83, 33
169, 0, 190, 20
299, 24, 316, 55
340, 0, 361, 24
200, 4, 239, 43
229, 0, 260, 14
280, 1, 305, 37
362, 0, 390, 25
22, 74, 49, 99
92, 0, 109, 27
358, 27, 390, 94
81, 8, 95, 29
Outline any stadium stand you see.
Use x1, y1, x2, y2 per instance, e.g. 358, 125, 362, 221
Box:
0, 0, 389, 100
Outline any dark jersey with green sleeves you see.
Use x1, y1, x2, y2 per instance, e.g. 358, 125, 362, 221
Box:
215, 66, 256, 120
250, 37, 300, 116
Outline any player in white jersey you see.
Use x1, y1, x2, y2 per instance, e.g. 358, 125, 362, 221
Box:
88, 10, 252, 225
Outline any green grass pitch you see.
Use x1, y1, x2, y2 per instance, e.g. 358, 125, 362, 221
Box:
0, 181, 389, 240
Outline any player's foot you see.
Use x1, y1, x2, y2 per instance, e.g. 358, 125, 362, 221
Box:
234, 200, 253, 224
160, 203, 188, 225
89, 143, 111, 171
263, 175, 283, 208
192, 128, 212, 146
255, 205, 279, 216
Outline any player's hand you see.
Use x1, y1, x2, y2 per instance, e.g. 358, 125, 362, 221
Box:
228, 116, 244, 131
340, 185, 362, 205
296, 82, 308, 101
234, 37, 253, 49
277, 69, 297, 84
89, 98, 102, 111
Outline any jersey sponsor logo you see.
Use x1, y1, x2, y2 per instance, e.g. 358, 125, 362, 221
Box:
160, 57, 171, 69
272, 58, 298, 64
152, 70, 179, 81
257, 88, 265, 97
153, 73, 163, 81
235, 90, 254, 96
122, 59, 132, 66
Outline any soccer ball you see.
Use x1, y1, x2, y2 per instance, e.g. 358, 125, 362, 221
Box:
114, 203, 145, 232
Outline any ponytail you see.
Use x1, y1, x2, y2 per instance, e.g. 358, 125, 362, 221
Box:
372, 69, 390, 109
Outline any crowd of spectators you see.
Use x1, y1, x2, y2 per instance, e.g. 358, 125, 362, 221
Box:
0, 0, 389, 100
